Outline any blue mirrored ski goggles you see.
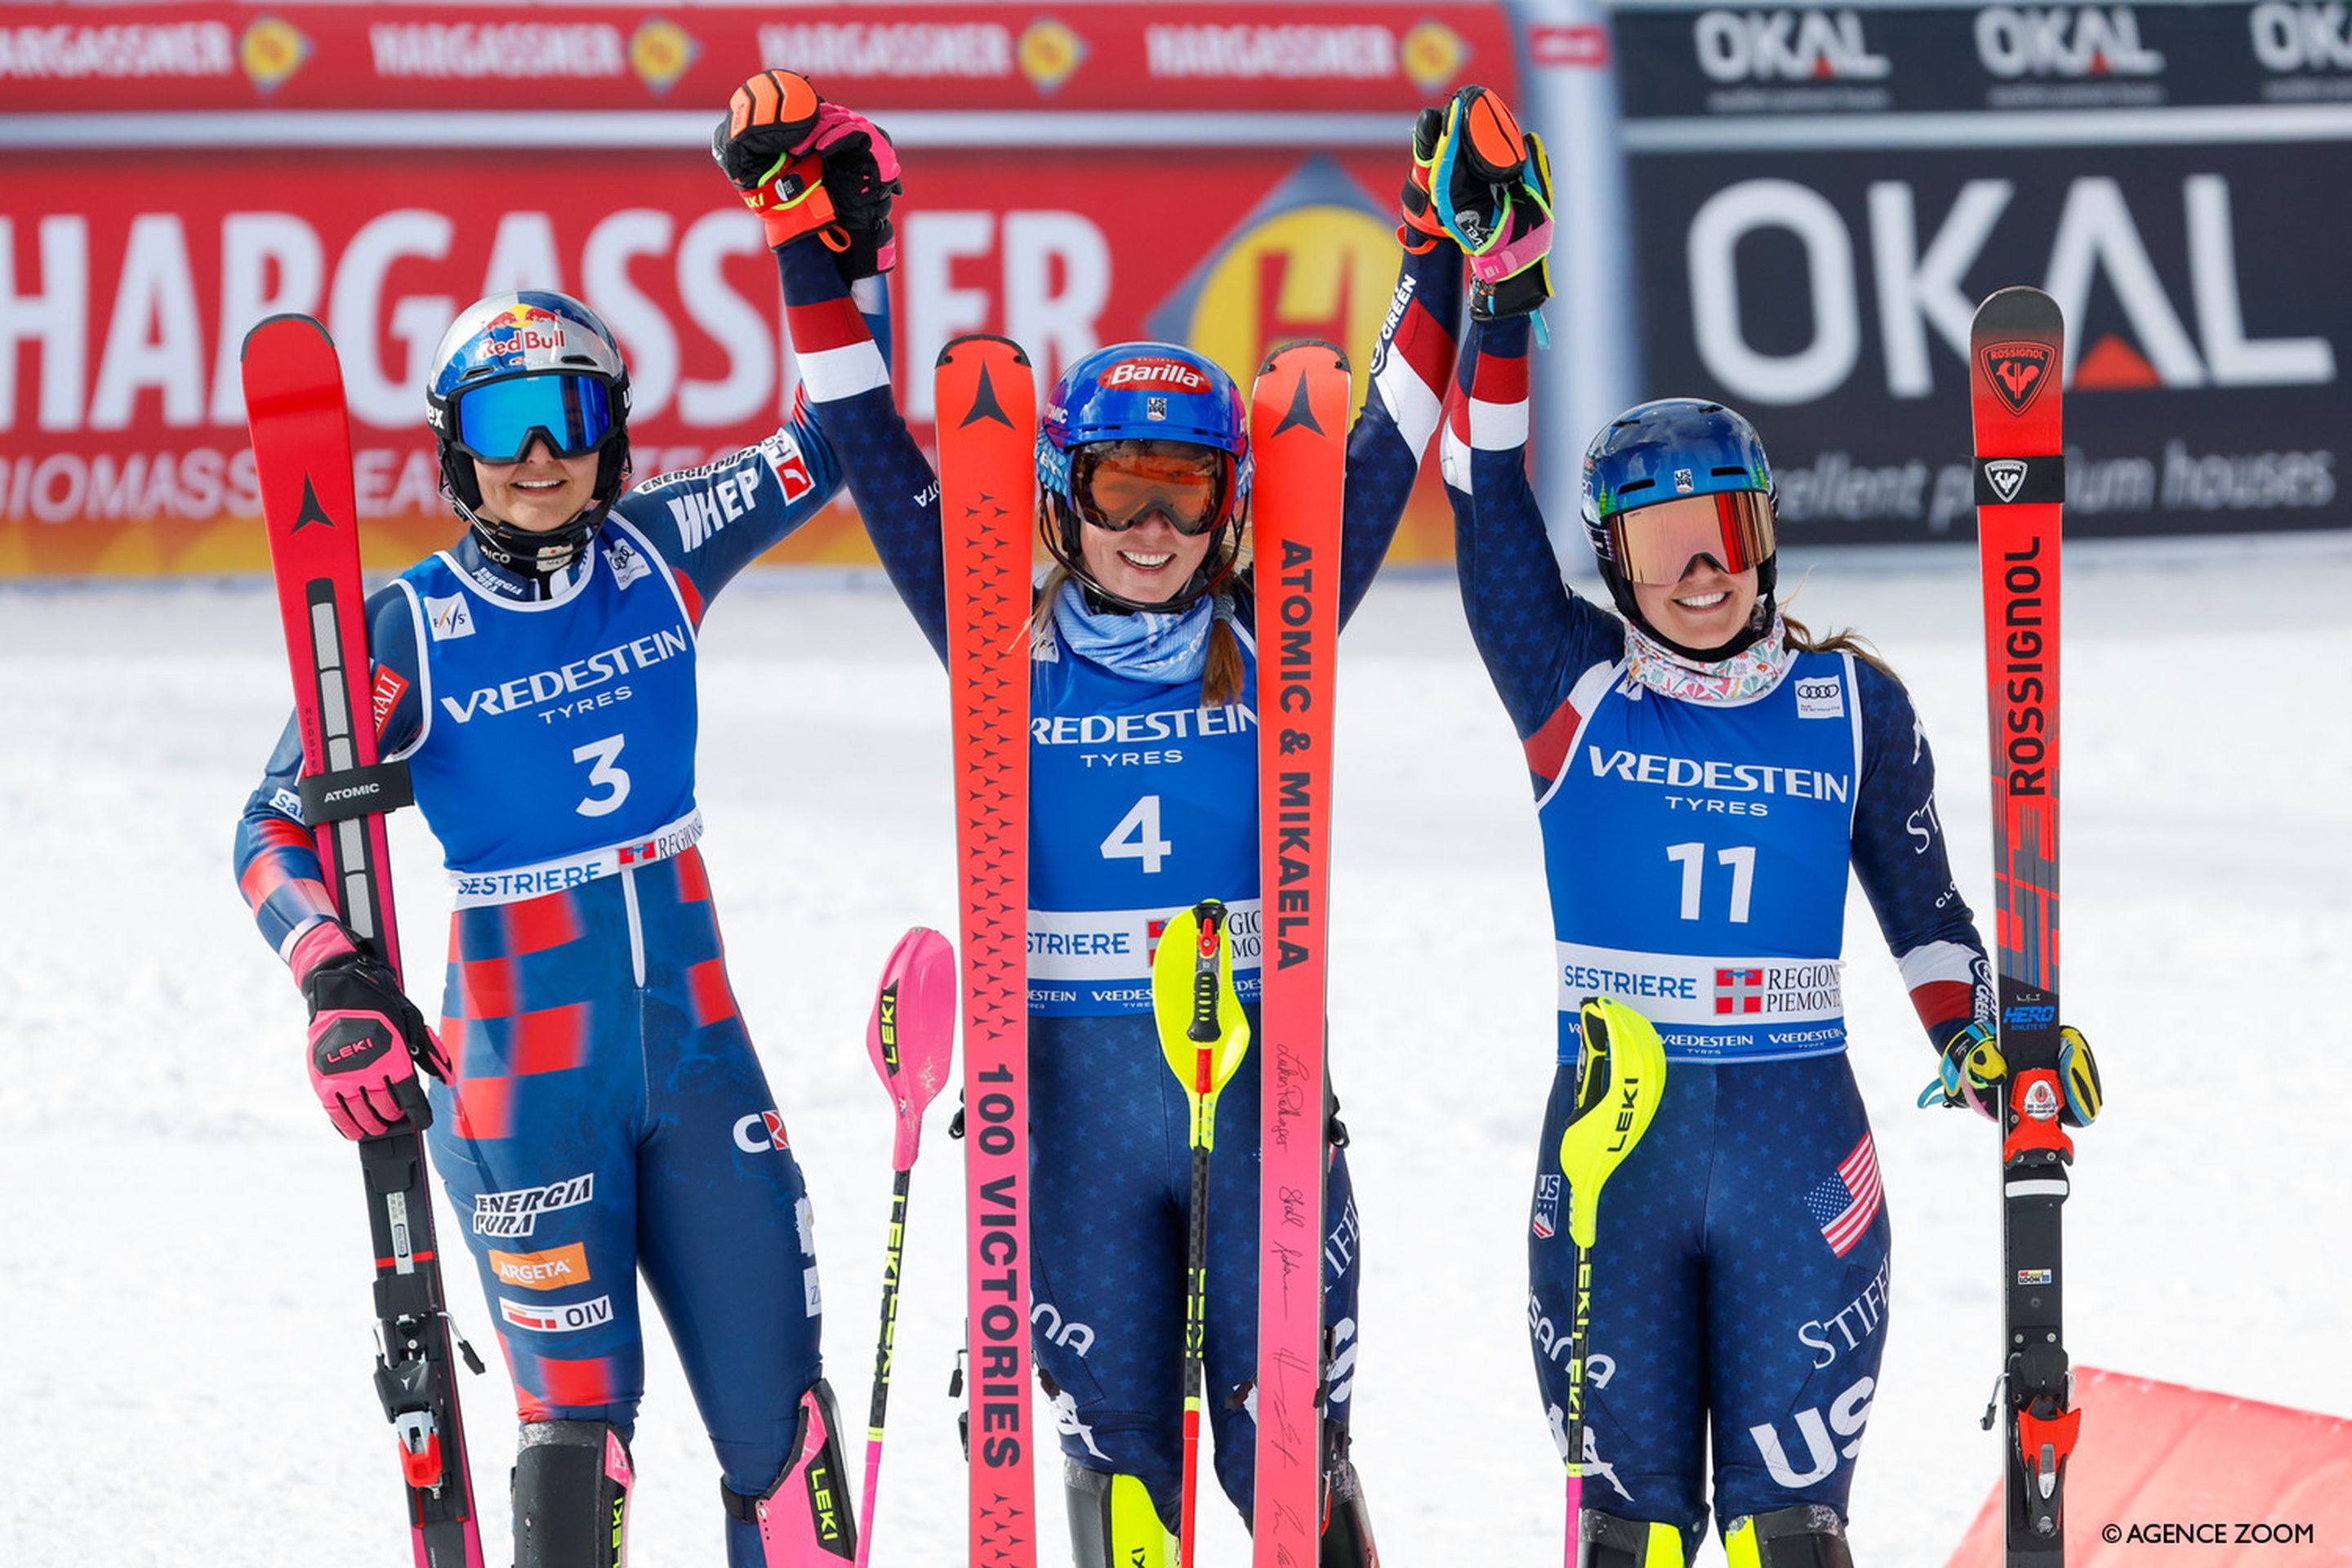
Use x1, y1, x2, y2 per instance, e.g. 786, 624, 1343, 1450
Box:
450, 373, 616, 464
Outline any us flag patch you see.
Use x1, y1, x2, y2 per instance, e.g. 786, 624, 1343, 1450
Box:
1803, 1134, 1882, 1258
1532, 1174, 1561, 1239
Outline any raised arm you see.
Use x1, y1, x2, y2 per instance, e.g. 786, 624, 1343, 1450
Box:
1334, 189, 1469, 627
612, 270, 889, 620
1443, 313, 1624, 795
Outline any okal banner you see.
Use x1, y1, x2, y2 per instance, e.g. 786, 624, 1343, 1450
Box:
1610, 0, 2352, 542
0, 2, 1517, 573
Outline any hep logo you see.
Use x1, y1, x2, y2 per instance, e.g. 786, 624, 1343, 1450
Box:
1102, 358, 1208, 393
733, 1109, 790, 1152
1980, 341, 2055, 416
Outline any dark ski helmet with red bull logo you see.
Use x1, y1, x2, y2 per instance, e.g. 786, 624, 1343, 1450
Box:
1038, 342, 1250, 612
425, 290, 633, 574
1579, 398, 1780, 660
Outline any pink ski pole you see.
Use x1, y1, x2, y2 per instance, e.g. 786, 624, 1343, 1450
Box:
853, 927, 958, 1568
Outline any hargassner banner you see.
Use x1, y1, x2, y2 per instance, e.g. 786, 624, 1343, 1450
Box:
1610, 1, 2350, 542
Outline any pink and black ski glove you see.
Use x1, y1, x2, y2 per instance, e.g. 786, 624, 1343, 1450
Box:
291, 921, 451, 1141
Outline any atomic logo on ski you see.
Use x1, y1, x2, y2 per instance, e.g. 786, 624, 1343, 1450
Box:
962, 364, 1014, 429
294, 474, 336, 532
1980, 341, 2056, 416
1271, 370, 1325, 437
1984, 459, 2029, 504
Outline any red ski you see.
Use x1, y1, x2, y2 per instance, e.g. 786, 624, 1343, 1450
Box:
242, 314, 485, 1568
1247, 339, 1352, 1568
934, 333, 1039, 1568
1967, 286, 2080, 1566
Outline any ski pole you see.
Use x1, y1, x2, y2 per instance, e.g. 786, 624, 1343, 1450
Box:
1555, 997, 1668, 1568
855, 926, 959, 1568
1151, 899, 1254, 1568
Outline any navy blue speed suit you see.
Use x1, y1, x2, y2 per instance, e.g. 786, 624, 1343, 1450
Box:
233, 275, 882, 1566
769, 230, 1463, 1529
1443, 314, 1993, 1548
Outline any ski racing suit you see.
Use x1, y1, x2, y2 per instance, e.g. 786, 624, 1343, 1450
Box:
1444, 314, 1993, 1553
768, 229, 1463, 1540
233, 282, 880, 1567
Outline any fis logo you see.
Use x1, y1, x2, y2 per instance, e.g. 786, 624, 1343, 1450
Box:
1532, 1174, 1561, 1239
1974, 6, 2165, 78
1693, 8, 1892, 82
424, 594, 476, 642
1102, 357, 1209, 393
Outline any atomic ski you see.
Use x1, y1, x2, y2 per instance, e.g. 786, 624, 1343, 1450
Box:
934, 333, 1039, 1568
242, 314, 486, 1568
1967, 286, 2081, 1566
1247, 339, 1352, 1568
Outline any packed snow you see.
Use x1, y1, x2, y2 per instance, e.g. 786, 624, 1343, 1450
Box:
4, 537, 2347, 1566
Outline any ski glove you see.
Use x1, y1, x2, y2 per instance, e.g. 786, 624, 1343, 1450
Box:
1412, 86, 1556, 327
292, 921, 450, 1141
713, 70, 902, 277
1918, 1021, 2100, 1127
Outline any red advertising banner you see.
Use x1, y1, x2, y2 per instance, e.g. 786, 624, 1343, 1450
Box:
0, 145, 1465, 573
0, 3, 1513, 116
1, 3, 1516, 574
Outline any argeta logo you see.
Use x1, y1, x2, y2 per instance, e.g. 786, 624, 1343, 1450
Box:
1102, 357, 1208, 393
1985, 458, 2029, 501
733, 1109, 790, 1152
1980, 340, 2055, 416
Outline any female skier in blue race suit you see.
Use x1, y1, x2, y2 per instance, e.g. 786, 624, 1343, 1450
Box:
233, 111, 906, 1566
710, 70, 1474, 1568
1428, 100, 2104, 1568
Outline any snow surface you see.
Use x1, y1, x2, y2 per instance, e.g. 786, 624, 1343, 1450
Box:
4, 541, 2348, 1567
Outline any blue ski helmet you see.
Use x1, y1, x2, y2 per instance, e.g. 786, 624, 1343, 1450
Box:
1038, 342, 1250, 611
1579, 398, 1780, 653
425, 290, 633, 573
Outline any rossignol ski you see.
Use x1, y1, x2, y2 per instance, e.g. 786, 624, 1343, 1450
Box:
1967, 286, 2081, 1565
242, 314, 486, 1568
1247, 339, 1352, 1568
934, 333, 1039, 1568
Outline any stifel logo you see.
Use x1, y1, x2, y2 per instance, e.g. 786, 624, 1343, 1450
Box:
1980, 340, 2055, 416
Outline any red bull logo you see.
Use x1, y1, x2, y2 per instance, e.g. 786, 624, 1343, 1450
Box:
1102, 358, 1208, 393
484, 303, 570, 356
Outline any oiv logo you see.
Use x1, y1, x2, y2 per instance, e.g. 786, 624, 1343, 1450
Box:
1974, 7, 2164, 78
1693, 9, 1891, 82
2250, 2, 2352, 71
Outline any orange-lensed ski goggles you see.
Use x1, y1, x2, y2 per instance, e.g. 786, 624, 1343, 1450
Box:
1608, 490, 1776, 585
1071, 441, 1231, 535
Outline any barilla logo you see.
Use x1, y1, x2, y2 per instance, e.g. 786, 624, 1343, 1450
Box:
1102, 357, 1208, 393
2005, 1003, 2057, 1025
